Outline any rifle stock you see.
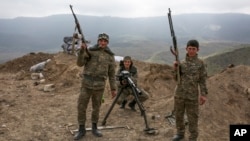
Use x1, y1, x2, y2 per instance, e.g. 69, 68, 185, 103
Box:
69, 5, 90, 58
168, 8, 180, 84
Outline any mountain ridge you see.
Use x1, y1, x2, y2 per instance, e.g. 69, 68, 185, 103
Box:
1, 13, 250, 63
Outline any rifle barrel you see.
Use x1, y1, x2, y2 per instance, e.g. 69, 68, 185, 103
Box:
69, 5, 90, 58
168, 8, 180, 84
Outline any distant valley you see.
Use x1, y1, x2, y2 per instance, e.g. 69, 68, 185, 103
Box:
0, 13, 250, 65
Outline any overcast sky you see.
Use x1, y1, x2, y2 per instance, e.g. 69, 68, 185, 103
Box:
1, 0, 250, 19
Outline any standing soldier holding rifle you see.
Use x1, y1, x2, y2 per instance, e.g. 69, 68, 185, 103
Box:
168, 9, 208, 141
70, 5, 117, 140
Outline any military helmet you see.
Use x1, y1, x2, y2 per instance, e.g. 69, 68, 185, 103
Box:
98, 33, 109, 42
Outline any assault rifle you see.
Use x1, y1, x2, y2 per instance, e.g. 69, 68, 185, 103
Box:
69, 5, 90, 58
168, 8, 180, 84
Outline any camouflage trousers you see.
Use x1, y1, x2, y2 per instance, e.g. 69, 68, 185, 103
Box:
116, 87, 149, 104
77, 87, 104, 125
174, 97, 199, 140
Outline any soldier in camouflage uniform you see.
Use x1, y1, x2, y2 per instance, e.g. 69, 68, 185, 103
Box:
116, 56, 149, 111
74, 33, 117, 140
172, 40, 208, 141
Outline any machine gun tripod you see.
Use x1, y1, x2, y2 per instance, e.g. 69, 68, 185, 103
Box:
102, 70, 157, 134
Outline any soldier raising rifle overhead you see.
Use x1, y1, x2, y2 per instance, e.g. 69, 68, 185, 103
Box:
168, 8, 208, 141
74, 32, 117, 140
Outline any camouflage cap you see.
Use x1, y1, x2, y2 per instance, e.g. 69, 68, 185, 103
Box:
98, 33, 109, 42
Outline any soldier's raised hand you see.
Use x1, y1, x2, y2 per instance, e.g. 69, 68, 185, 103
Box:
173, 61, 179, 70
81, 43, 87, 49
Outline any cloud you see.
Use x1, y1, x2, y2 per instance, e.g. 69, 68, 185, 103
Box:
0, 0, 250, 19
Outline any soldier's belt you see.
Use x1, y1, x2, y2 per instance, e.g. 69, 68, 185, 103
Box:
84, 74, 105, 81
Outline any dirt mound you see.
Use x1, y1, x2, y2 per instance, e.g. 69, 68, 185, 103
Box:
0, 52, 54, 73
0, 52, 249, 141
200, 65, 250, 140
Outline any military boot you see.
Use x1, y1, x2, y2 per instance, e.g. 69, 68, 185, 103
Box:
128, 99, 136, 111
172, 134, 184, 141
120, 100, 127, 109
74, 125, 86, 140
92, 123, 102, 137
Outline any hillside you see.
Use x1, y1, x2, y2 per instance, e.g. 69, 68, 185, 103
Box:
204, 45, 250, 75
0, 52, 249, 141
148, 44, 250, 76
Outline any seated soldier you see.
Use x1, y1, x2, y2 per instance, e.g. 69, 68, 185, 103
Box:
116, 56, 149, 111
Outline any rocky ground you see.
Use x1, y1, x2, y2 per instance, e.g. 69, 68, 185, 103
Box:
0, 52, 249, 141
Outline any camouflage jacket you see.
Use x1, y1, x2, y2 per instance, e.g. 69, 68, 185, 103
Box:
77, 44, 116, 90
174, 54, 208, 100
